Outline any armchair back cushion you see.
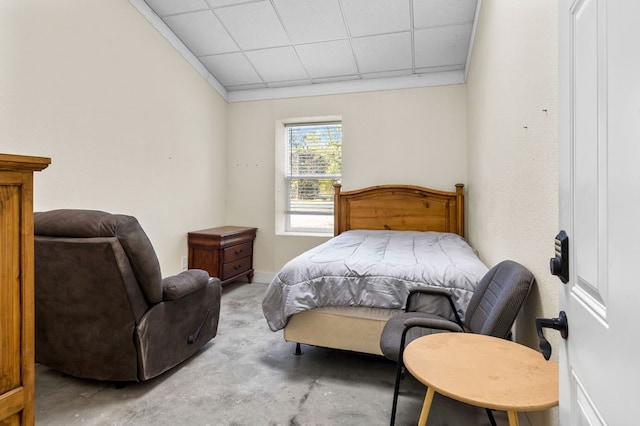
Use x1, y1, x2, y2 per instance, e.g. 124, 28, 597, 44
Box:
34, 209, 162, 303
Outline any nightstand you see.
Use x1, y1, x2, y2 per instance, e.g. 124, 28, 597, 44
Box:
188, 226, 257, 286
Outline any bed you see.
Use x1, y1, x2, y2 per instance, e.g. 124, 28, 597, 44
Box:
262, 183, 488, 356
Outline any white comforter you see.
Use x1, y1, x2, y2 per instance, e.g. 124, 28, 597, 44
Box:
262, 230, 488, 331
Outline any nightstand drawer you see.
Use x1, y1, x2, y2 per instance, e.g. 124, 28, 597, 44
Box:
223, 242, 253, 263
222, 256, 252, 280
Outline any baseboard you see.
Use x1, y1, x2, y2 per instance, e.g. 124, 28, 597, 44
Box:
252, 271, 275, 284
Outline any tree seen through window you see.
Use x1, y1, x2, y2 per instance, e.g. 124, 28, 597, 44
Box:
286, 122, 342, 232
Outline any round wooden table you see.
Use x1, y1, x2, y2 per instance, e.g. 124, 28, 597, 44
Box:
403, 333, 559, 426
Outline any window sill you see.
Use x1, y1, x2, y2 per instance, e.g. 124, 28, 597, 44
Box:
276, 231, 333, 238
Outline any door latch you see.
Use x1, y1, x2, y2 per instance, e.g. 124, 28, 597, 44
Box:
535, 311, 568, 360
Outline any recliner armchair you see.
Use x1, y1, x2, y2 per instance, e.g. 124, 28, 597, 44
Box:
34, 209, 222, 382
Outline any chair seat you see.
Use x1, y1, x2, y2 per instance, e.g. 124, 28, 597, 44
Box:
380, 311, 463, 361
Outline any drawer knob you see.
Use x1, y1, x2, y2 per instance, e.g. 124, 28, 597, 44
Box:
235, 249, 243, 255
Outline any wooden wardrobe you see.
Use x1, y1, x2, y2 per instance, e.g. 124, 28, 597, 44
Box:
0, 154, 50, 425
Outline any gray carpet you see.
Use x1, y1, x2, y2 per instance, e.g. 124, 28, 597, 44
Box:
35, 280, 510, 425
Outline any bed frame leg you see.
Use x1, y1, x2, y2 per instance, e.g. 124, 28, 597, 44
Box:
294, 343, 303, 355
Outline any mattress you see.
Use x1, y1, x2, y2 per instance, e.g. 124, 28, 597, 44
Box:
262, 230, 488, 331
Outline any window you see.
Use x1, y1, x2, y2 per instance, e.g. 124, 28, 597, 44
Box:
277, 120, 342, 234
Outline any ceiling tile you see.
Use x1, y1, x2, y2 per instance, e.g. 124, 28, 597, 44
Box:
205, 0, 258, 7
351, 32, 412, 74
163, 11, 238, 55
414, 24, 472, 68
273, 0, 347, 44
341, 0, 410, 37
296, 40, 358, 79
413, 0, 477, 29
245, 47, 308, 82
144, 0, 209, 17
200, 53, 263, 86
214, 1, 290, 50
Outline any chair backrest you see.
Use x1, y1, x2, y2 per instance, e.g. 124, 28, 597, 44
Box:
464, 260, 535, 338
34, 209, 167, 379
34, 209, 163, 304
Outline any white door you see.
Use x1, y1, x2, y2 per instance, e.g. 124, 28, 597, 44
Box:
558, 0, 640, 424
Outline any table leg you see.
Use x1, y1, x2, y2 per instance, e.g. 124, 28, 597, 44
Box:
417, 387, 436, 426
507, 410, 519, 426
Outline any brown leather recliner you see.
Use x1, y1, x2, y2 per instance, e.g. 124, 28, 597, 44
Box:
34, 209, 221, 382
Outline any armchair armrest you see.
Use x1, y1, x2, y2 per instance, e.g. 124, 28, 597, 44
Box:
406, 287, 454, 310
406, 287, 463, 328
403, 317, 464, 333
162, 269, 213, 301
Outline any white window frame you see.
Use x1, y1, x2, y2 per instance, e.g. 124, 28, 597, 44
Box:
275, 116, 342, 236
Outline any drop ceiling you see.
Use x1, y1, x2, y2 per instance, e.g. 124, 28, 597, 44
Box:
130, 0, 480, 102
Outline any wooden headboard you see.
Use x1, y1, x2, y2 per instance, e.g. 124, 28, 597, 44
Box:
333, 183, 465, 237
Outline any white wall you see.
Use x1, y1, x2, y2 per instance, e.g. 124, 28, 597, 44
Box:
466, 1, 558, 424
226, 85, 468, 274
0, 0, 227, 276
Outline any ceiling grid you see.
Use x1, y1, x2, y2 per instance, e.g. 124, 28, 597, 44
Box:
133, 0, 480, 101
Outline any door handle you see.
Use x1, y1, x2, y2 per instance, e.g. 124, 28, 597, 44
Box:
535, 311, 568, 360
